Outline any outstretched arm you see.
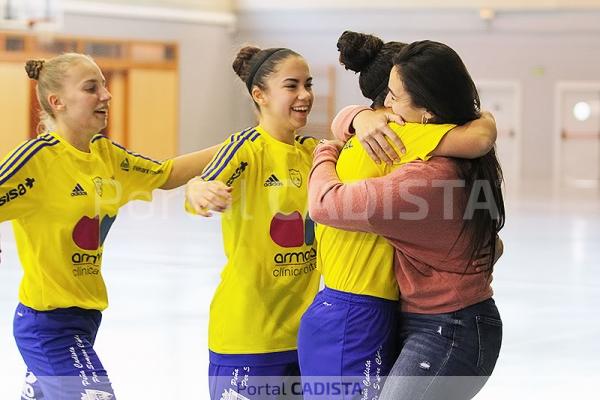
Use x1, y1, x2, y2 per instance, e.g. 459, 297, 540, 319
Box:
185, 178, 232, 217
160, 145, 221, 190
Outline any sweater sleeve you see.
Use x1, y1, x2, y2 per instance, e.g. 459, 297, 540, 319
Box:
309, 144, 478, 273
308, 142, 385, 234
309, 144, 458, 242
331, 105, 371, 142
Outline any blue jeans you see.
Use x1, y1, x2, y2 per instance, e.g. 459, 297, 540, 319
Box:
380, 298, 502, 400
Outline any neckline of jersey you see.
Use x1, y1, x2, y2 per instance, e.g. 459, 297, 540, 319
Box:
47, 131, 96, 161
255, 125, 300, 151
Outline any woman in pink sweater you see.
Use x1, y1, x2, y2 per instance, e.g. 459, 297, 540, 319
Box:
309, 40, 504, 400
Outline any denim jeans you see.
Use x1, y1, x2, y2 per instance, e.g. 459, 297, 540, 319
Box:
379, 298, 502, 400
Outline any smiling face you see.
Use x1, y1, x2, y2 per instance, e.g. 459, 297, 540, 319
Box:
253, 56, 314, 134
384, 65, 432, 123
52, 59, 112, 137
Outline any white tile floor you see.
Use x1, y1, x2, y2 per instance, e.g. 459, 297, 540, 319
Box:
0, 183, 598, 399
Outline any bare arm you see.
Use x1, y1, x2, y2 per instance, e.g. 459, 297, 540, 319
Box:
331, 105, 370, 141
160, 144, 221, 190
185, 178, 232, 217
331, 106, 406, 164
431, 112, 497, 158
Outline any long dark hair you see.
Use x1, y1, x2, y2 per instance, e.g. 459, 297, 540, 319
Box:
393, 40, 505, 271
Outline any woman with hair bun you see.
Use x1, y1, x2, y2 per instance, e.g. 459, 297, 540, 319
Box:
296, 31, 500, 400
1, 53, 220, 399
309, 36, 504, 400
185, 46, 320, 400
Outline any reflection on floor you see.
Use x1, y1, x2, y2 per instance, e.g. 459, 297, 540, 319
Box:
1, 183, 598, 399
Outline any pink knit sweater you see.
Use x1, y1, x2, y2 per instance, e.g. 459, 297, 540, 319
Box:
308, 143, 493, 314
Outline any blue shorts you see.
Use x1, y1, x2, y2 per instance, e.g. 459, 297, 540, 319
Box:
297, 287, 399, 400
209, 350, 302, 399
13, 303, 116, 400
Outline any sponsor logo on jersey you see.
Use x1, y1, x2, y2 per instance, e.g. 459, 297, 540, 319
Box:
72, 215, 116, 251
269, 212, 317, 276
71, 183, 88, 197
264, 174, 283, 187
0, 177, 35, 207
226, 161, 248, 186
269, 211, 314, 248
71, 214, 116, 277
132, 165, 162, 175
289, 169, 302, 188
120, 158, 130, 171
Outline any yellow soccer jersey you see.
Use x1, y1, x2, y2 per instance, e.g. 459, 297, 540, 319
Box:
316, 122, 456, 300
195, 125, 320, 355
0, 132, 172, 311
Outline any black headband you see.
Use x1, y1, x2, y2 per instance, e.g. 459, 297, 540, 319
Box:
245, 48, 286, 93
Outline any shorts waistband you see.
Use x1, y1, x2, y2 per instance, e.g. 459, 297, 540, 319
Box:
321, 287, 399, 307
16, 303, 101, 317
209, 350, 298, 366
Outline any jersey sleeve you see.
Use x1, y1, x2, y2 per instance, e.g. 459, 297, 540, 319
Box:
184, 130, 256, 214
199, 130, 256, 186
393, 123, 456, 163
0, 139, 49, 222
104, 139, 173, 203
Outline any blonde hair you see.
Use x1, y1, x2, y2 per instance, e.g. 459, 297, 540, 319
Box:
25, 53, 95, 134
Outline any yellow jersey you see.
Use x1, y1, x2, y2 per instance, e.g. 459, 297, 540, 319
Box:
0, 132, 172, 311
195, 125, 320, 355
316, 122, 456, 300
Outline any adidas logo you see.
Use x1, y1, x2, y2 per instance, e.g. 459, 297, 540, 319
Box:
264, 174, 283, 187
71, 183, 88, 197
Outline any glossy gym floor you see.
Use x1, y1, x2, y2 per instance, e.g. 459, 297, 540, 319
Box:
0, 180, 598, 399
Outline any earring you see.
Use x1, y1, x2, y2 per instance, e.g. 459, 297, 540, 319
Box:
421, 114, 429, 125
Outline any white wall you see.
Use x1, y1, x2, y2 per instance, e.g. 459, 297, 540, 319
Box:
50, 4, 600, 181
233, 8, 600, 181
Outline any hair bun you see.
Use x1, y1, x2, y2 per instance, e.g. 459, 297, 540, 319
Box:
25, 60, 45, 80
337, 31, 384, 73
232, 46, 262, 81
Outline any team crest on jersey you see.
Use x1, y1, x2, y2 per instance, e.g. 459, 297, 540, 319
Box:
289, 169, 302, 188
92, 177, 103, 197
